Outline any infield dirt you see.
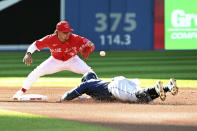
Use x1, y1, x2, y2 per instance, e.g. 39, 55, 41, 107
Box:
0, 87, 197, 131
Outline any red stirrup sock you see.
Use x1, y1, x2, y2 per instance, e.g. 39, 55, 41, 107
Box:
21, 88, 27, 93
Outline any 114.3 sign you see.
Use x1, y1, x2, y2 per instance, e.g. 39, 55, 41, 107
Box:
94, 12, 137, 46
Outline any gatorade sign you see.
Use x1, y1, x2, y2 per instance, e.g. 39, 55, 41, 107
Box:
165, 0, 197, 50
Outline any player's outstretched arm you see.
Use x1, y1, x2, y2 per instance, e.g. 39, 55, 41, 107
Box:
23, 42, 38, 66
57, 83, 87, 102
80, 42, 95, 60
23, 52, 33, 66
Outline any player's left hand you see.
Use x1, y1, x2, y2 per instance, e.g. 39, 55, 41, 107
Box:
80, 43, 95, 60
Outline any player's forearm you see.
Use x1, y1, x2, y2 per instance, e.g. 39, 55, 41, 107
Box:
61, 89, 81, 101
27, 42, 38, 54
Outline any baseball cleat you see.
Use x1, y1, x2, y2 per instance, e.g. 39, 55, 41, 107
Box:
13, 90, 24, 100
154, 81, 166, 101
168, 78, 178, 95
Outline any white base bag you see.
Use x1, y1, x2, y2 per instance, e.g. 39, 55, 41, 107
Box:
17, 94, 48, 101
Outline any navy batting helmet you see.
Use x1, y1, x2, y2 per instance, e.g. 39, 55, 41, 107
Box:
81, 72, 98, 82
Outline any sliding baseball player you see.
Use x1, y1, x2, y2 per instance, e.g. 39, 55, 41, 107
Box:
58, 72, 178, 103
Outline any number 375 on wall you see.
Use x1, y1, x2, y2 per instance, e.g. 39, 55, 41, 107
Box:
94, 12, 137, 32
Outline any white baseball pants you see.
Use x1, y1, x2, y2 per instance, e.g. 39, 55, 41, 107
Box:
108, 76, 142, 102
22, 55, 93, 90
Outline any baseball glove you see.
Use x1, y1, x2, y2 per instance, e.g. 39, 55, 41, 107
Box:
80, 43, 95, 59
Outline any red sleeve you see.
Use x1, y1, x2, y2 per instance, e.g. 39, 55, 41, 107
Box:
81, 37, 90, 46
72, 34, 90, 47
35, 35, 51, 50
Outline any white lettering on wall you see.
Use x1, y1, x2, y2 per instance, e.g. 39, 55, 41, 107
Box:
171, 9, 197, 27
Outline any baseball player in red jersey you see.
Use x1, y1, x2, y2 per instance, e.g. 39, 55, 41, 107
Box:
13, 21, 95, 100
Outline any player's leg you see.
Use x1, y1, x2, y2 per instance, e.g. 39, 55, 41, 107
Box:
163, 78, 178, 95
62, 55, 94, 74
13, 56, 64, 99
135, 81, 166, 103
22, 56, 64, 89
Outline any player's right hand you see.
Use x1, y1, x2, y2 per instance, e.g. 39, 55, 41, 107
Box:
23, 52, 33, 66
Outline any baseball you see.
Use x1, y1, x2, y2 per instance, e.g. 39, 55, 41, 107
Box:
100, 51, 106, 56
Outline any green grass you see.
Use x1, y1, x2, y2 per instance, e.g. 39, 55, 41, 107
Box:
0, 109, 118, 131
0, 51, 197, 79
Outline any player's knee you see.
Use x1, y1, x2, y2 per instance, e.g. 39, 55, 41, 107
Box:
82, 67, 94, 74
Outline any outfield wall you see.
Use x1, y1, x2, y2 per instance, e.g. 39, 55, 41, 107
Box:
154, 0, 164, 50
1, 0, 196, 51
0, 0, 154, 51
64, 0, 154, 51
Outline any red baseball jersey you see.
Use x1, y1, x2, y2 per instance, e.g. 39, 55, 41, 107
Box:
35, 33, 90, 61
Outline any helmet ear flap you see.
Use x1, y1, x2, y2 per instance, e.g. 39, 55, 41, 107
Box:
81, 72, 98, 82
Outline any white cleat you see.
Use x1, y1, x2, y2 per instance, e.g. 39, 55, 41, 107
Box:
154, 81, 166, 101
13, 90, 24, 100
168, 78, 178, 95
